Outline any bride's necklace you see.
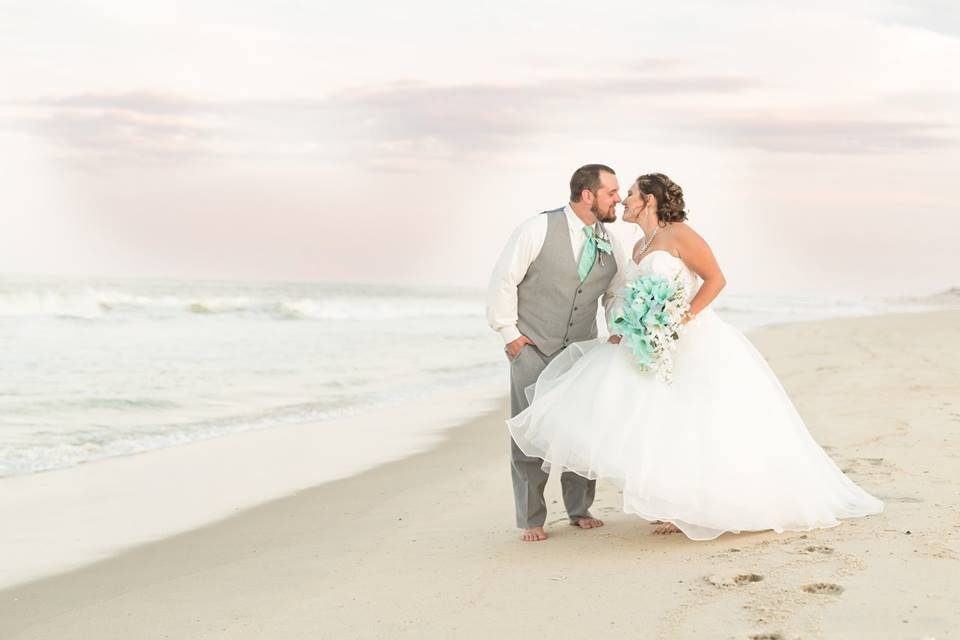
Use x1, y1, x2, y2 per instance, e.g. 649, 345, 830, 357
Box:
634, 227, 660, 262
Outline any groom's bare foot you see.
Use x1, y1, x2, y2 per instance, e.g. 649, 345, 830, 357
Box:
653, 522, 681, 535
571, 517, 604, 529
520, 526, 547, 542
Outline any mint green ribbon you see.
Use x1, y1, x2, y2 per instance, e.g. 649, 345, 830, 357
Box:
578, 226, 613, 282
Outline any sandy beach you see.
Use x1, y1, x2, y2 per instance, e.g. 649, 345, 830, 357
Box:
1, 311, 958, 639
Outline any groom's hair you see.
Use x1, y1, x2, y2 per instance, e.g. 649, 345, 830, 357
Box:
569, 164, 615, 202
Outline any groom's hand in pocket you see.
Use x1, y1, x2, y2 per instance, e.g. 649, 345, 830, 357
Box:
505, 335, 535, 360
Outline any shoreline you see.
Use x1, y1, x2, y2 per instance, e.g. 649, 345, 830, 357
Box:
0, 382, 504, 590
1, 310, 958, 638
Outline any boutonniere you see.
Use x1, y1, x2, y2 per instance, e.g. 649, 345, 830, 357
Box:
595, 225, 613, 265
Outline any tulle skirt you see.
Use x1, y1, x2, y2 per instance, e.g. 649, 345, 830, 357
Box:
506, 309, 884, 540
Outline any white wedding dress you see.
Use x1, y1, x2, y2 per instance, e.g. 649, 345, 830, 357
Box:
507, 250, 884, 540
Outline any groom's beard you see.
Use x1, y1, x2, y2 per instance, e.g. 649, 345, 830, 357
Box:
591, 202, 617, 223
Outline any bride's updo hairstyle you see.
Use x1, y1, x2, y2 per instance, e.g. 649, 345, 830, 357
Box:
636, 173, 687, 224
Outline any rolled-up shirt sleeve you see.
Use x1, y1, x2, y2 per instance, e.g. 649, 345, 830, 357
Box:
486, 216, 546, 344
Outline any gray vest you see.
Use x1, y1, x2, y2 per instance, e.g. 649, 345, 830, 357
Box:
517, 208, 618, 357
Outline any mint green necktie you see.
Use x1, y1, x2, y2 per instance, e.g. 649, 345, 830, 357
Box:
578, 226, 597, 283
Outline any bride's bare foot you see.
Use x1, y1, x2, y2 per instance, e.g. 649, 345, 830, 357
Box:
521, 526, 547, 542
571, 517, 604, 529
652, 522, 681, 535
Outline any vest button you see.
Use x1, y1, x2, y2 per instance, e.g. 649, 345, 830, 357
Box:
569, 322, 574, 327
577, 288, 582, 294
574, 306, 578, 311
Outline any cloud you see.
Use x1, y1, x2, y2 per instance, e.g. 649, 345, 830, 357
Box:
2, 92, 219, 164
4, 71, 956, 170
1, 74, 755, 167
881, 0, 960, 38
343, 80, 957, 160
36, 91, 211, 115
673, 110, 958, 154
315, 74, 761, 166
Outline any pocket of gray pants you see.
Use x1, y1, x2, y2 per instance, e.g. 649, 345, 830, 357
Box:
506, 344, 528, 362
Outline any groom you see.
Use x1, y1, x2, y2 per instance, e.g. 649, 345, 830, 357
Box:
487, 164, 626, 542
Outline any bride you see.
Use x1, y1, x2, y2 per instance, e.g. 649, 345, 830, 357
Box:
507, 173, 884, 540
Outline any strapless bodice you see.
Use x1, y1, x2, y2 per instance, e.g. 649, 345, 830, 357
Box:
629, 250, 701, 303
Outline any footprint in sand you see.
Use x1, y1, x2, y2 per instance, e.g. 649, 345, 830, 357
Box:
842, 457, 893, 477
705, 572, 764, 587
802, 582, 844, 595
800, 545, 834, 555
879, 496, 924, 504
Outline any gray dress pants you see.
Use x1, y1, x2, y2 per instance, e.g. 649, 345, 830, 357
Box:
509, 344, 596, 529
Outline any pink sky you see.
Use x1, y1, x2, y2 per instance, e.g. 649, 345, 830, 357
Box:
1, 1, 958, 296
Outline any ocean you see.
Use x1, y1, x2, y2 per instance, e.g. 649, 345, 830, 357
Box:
0, 274, 948, 478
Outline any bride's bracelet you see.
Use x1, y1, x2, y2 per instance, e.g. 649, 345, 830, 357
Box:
683, 311, 697, 323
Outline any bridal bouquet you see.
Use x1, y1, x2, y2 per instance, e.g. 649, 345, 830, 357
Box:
612, 273, 689, 383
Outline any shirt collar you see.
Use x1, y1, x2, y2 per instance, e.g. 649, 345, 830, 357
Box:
563, 203, 592, 236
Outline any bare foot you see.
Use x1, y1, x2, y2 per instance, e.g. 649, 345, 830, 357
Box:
652, 522, 681, 535
571, 517, 604, 529
520, 526, 547, 542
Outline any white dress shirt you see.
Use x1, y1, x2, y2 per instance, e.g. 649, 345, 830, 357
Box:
486, 204, 628, 344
